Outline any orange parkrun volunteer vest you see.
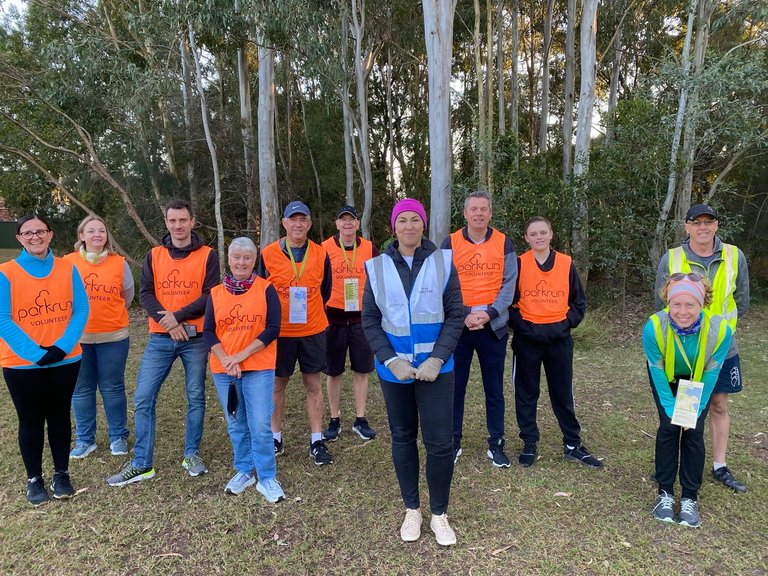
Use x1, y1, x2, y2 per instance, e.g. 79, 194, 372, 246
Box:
322, 236, 373, 311
516, 250, 571, 324
148, 245, 212, 334
208, 279, 277, 373
64, 253, 128, 334
450, 228, 505, 307
0, 258, 82, 367
261, 240, 329, 338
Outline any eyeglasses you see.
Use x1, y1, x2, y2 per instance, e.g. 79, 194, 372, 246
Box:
687, 219, 717, 228
669, 272, 704, 282
19, 229, 50, 239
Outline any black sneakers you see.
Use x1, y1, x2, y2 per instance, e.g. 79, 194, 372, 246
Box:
310, 440, 333, 466
51, 471, 75, 499
323, 418, 341, 441
712, 466, 747, 493
487, 438, 511, 468
518, 444, 537, 467
352, 417, 377, 440
26, 476, 50, 506
564, 444, 603, 469
274, 438, 284, 456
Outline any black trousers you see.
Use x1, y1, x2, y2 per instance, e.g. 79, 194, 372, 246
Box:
649, 374, 710, 501
4, 362, 80, 479
512, 335, 581, 446
379, 372, 454, 515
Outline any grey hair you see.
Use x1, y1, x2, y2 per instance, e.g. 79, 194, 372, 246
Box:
464, 189, 492, 209
228, 236, 258, 257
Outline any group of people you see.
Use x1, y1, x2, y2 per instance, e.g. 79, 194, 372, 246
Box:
0, 194, 748, 542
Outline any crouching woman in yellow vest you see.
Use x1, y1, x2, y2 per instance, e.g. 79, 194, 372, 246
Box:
643, 274, 731, 528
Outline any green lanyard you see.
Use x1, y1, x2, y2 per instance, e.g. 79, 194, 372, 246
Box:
286, 240, 308, 280
672, 332, 699, 378
341, 238, 357, 271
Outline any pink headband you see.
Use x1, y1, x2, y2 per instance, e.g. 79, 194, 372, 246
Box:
667, 279, 705, 306
391, 198, 427, 231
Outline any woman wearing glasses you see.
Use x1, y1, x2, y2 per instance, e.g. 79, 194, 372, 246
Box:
203, 237, 284, 503
0, 215, 89, 505
644, 273, 732, 528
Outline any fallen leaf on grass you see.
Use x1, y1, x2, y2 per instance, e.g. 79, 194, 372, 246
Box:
74, 487, 89, 496
603, 560, 610, 568
621, 541, 631, 548
491, 544, 514, 556
154, 553, 183, 559
553, 492, 572, 497
294, 496, 302, 502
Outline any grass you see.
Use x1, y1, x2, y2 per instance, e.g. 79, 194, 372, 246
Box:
0, 303, 766, 575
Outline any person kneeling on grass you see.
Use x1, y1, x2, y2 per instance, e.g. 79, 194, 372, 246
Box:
204, 237, 285, 503
643, 274, 731, 528
508, 216, 603, 469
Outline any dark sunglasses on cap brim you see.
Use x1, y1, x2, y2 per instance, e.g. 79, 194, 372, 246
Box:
669, 272, 704, 282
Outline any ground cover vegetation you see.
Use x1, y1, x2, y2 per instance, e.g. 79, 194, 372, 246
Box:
0, 302, 765, 575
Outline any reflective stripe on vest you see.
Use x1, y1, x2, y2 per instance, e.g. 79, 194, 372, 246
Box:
668, 244, 738, 331
64, 252, 128, 333
365, 250, 454, 383
649, 309, 728, 382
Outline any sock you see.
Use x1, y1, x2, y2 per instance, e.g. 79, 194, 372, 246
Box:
566, 444, 576, 451
330, 417, 340, 423
273, 432, 282, 442
310, 432, 322, 444
713, 461, 726, 471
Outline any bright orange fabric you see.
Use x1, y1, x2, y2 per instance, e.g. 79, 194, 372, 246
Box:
322, 236, 373, 311
450, 229, 505, 307
261, 240, 329, 337
208, 280, 277, 373
0, 259, 82, 367
148, 245, 212, 333
516, 250, 571, 324
64, 253, 128, 333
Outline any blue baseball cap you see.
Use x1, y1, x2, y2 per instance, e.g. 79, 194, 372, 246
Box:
283, 201, 311, 218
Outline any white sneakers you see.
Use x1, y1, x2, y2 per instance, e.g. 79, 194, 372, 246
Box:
400, 508, 456, 546
400, 508, 422, 542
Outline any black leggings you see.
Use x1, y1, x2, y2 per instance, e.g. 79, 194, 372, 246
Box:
4, 362, 80, 479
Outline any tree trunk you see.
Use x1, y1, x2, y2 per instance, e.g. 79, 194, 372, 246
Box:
510, 0, 519, 166
340, 14, 355, 206
474, 0, 487, 186
237, 39, 257, 233
571, 0, 598, 286
422, 0, 457, 244
538, 0, 554, 153
257, 30, 280, 246
179, 33, 198, 207
604, 22, 623, 145
386, 41, 396, 193
188, 23, 225, 277
485, 0, 494, 190
496, 0, 505, 137
562, 0, 576, 181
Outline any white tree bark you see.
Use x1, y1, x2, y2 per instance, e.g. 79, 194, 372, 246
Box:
571, 0, 598, 285
562, 0, 576, 181
188, 22, 225, 276
257, 29, 280, 246
604, 23, 623, 145
485, 0, 494, 190
340, 14, 355, 206
496, 0, 505, 137
538, 0, 554, 152
474, 0, 486, 186
237, 39, 257, 232
179, 33, 198, 207
422, 0, 457, 244
510, 0, 519, 166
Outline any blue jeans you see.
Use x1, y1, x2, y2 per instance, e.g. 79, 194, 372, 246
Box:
212, 370, 277, 482
72, 338, 130, 445
132, 334, 207, 469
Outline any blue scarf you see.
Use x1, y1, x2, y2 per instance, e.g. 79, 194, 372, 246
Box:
669, 312, 703, 336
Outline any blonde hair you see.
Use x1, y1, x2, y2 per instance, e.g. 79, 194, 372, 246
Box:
659, 276, 713, 308
74, 215, 116, 254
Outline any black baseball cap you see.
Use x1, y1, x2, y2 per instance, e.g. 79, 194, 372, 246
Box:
685, 204, 718, 222
283, 201, 311, 218
336, 205, 358, 219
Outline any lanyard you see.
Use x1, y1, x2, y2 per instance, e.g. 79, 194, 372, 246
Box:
672, 331, 699, 377
341, 238, 357, 271
286, 241, 308, 280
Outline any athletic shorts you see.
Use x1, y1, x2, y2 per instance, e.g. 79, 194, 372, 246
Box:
275, 332, 326, 377
324, 322, 374, 377
712, 354, 743, 394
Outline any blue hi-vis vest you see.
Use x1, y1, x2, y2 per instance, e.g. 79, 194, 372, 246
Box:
365, 250, 454, 383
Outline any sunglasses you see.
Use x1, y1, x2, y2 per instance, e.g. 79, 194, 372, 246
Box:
669, 272, 704, 282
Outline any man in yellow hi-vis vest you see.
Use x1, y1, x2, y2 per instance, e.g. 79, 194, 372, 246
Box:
654, 204, 750, 493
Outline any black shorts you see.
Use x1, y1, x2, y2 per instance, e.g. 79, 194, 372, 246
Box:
712, 354, 743, 394
275, 332, 326, 377
324, 322, 375, 377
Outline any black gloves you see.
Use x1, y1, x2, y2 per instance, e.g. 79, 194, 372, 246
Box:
36, 345, 66, 366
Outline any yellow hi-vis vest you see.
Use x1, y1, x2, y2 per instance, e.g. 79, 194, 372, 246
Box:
650, 309, 728, 382
668, 244, 738, 332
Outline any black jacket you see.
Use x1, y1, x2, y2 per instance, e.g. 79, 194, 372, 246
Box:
361, 238, 465, 365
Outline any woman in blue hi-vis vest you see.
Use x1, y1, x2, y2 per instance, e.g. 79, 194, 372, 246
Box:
362, 198, 464, 547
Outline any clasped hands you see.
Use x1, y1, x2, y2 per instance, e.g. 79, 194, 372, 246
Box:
388, 357, 443, 382
465, 310, 490, 331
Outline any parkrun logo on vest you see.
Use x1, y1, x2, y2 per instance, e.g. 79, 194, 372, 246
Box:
334, 264, 364, 276
156, 269, 200, 295
17, 290, 73, 324
276, 285, 319, 298
458, 253, 501, 275
84, 273, 121, 301
523, 280, 566, 300
218, 304, 263, 330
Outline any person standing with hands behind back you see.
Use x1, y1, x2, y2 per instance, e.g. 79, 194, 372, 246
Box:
362, 198, 464, 547
509, 216, 603, 469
